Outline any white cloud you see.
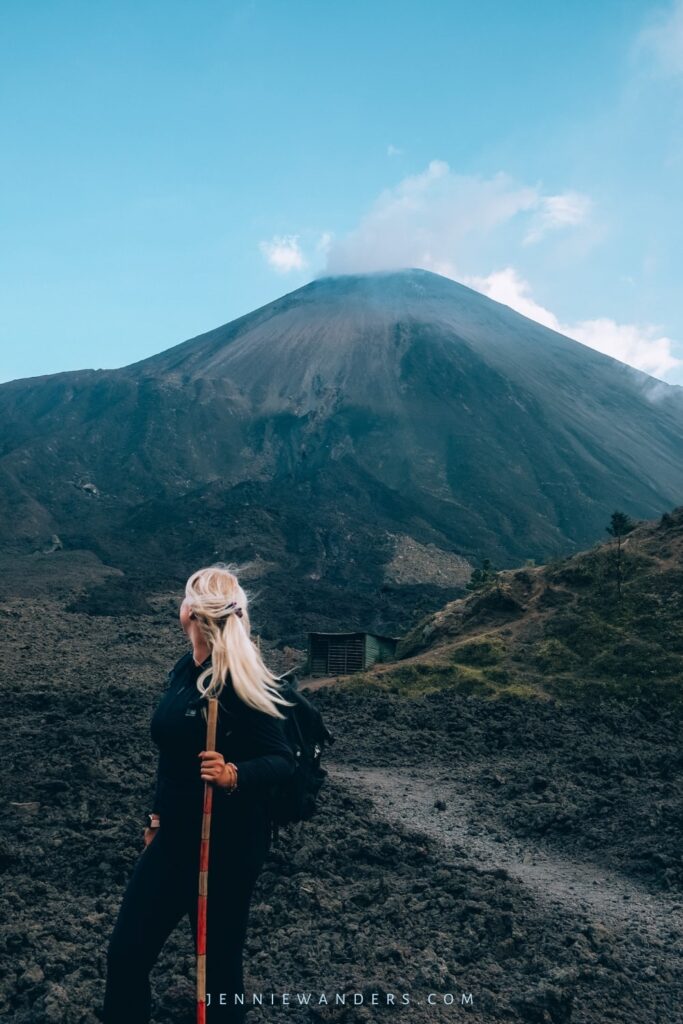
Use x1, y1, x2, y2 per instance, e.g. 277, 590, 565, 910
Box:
324, 160, 590, 274
466, 267, 681, 380
387, 144, 404, 157
262, 159, 678, 381
569, 318, 681, 379
637, 0, 683, 77
258, 234, 307, 273
523, 192, 593, 244
464, 268, 559, 330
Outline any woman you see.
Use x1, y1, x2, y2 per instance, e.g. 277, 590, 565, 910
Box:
102, 564, 296, 1024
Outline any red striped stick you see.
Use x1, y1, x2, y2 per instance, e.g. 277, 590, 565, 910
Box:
197, 697, 219, 1024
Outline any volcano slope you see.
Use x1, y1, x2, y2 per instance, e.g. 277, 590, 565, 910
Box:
1, 536, 681, 1023
2, 268, 683, 643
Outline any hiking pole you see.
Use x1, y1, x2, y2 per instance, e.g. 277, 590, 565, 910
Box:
197, 696, 219, 1024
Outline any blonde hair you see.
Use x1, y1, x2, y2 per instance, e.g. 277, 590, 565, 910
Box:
184, 563, 294, 719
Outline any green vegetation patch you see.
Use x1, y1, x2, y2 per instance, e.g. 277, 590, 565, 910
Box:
450, 635, 506, 666
338, 661, 496, 698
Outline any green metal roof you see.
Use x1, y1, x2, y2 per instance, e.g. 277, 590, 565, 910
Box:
307, 631, 400, 641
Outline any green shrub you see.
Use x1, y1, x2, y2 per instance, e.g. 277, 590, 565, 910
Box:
483, 666, 513, 685
451, 637, 505, 666
532, 638, 579, 671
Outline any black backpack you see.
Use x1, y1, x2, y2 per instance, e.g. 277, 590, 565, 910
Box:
265, 669, 335, 845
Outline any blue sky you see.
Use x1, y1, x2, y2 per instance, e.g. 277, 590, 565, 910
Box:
1, 0, 682, 384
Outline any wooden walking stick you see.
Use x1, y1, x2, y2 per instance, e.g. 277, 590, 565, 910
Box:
197, 696, 219, 1024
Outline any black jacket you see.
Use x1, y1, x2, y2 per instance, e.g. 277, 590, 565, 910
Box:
150, 651, 296, 826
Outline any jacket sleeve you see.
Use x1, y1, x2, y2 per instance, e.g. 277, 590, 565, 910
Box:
149, 665, 177, 819
151, 751, 163, 817
229, 705, 296, 798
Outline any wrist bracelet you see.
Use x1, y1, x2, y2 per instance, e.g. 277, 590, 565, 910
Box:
221, 762, 239, 794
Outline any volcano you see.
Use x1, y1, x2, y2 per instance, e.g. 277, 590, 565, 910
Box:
1, 268, 681, 639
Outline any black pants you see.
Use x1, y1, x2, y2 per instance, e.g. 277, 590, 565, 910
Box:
102, 809, 270, 1024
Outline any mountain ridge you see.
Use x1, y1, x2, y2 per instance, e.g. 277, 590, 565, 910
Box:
0, 268, 681, 640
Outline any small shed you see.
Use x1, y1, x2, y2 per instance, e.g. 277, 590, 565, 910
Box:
307, 631, 399, 677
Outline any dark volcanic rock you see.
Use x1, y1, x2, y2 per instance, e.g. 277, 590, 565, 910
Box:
1, 603, 681, 1022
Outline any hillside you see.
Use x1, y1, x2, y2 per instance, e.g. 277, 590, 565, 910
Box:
332, 504, 683, 707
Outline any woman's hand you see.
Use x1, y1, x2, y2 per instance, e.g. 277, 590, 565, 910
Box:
143, 826, 159, 848
199, 750, 232, 788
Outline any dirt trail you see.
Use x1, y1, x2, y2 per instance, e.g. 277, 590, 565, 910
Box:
329, 764, 683, 952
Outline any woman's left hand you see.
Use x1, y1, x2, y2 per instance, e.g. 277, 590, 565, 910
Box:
198, 750, 231, 788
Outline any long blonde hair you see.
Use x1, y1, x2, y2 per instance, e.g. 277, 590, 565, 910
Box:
184, 563, 294, 719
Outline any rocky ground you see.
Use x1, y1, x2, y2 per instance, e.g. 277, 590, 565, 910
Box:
1, 600, 682, 1024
